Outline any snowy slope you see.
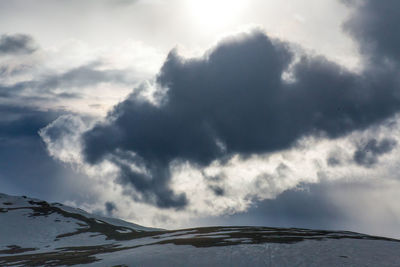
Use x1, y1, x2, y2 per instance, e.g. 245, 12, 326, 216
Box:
1, 193, 400, 266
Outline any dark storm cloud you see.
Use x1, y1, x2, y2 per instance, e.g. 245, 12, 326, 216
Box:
83, 33, 293, 166
344, 0, 400, 65
81, 1, 400, 209
0, 34, 37, 55
353, 138, 397, 167
82, 32, 292, 208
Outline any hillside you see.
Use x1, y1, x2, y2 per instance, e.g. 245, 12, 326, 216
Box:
1, 193, 400, 266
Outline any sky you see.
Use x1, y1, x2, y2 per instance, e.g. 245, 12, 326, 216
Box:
1, 0, 400, 238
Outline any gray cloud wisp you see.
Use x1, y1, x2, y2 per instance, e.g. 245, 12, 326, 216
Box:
0, 34, 37, 55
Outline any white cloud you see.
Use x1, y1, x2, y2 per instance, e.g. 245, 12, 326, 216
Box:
39, 108, 400, 230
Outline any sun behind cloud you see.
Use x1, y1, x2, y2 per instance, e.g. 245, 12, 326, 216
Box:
186, 0, 246, 30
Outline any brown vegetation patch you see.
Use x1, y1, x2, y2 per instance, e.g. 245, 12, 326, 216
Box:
0, 245, 37, 255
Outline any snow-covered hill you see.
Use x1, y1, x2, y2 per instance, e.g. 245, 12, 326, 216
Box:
1, 193, 400, 266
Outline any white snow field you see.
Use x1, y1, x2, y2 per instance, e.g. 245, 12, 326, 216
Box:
1, 193, 400, 266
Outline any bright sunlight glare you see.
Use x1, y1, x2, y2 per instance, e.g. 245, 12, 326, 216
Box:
186, 0, 246, 30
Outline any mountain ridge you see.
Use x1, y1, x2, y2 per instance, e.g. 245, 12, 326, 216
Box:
1, 193, 400, 266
